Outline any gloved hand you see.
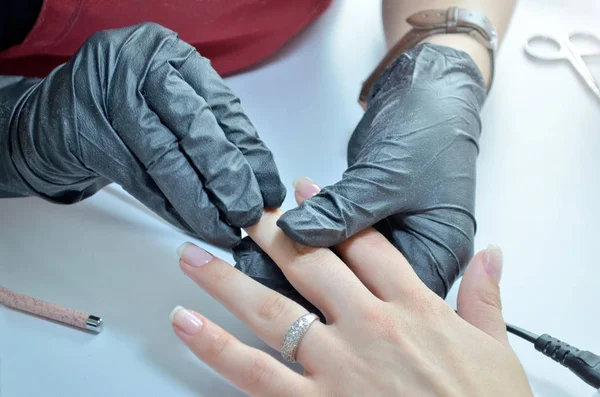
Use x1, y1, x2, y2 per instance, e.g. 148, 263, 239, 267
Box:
236, 44, 486, 299
0, 23, 285, 248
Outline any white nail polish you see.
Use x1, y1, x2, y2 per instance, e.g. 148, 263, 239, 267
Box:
292, 177, 302, 189
176, 242, 191, 258
169, 305, 185, 323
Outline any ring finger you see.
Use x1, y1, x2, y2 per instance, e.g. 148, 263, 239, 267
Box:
177, 242, 328, 367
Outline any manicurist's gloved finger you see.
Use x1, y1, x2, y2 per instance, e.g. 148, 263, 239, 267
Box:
176, 51, 286, 209
142, 59, 264, 229
108, 91, 241, 246
91, 25, 240, 245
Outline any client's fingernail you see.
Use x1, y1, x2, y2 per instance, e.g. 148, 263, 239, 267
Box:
177, 242, 213, 267
169, 306, 203, 336
293, 176, 321, 200
483, 245, 503, 284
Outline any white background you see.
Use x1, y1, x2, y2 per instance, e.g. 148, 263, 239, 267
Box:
1, 0, 599, 396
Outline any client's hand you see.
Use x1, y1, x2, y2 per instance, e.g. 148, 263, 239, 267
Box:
171, 211, 531, 396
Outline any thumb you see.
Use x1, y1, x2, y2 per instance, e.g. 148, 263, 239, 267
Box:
457, 245, 509, 345
278, 170, 402, 247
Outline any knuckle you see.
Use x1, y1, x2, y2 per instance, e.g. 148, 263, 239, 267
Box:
408, 288, 437, 312
289, 240, 327, 260
196, 52, 212, 65
138, 21, 165, 31
478, 285, 503, 311
133, 22, 176, 38
285, 244, 332, 278
361, 305, 405, 345
350, 229, 387, 249
408, 288, 451, 318
205, 329, 234, 360
227, 200, 264, 228
258, 293, 289, 323
206, 265, 236, 288
245, 358, 273, 388
289, 240, 320, 256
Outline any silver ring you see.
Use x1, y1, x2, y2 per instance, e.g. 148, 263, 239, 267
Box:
281, 313, 319, 363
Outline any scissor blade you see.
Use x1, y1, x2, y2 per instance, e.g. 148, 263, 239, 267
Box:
564, 41, 600, 100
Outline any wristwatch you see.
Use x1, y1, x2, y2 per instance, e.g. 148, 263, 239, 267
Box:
359, 7, 498, 109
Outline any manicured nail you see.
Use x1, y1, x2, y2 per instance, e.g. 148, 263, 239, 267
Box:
483, 245, 503, 284
177, 242, 213, 267
169, 306, 203, 336
293, 177, 321, 200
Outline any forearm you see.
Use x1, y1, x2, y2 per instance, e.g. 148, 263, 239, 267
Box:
382, 0, 516, 86
0, 75, 39, 198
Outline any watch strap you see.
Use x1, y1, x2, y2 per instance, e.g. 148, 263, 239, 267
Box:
359, 7, 498, 109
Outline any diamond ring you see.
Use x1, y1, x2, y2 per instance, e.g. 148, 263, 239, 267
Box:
281, 313, 319, 363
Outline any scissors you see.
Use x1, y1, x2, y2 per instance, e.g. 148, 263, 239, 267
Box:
524, 32, 600, 100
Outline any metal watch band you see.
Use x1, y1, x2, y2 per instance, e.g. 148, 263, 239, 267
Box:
358, 7, 498, 109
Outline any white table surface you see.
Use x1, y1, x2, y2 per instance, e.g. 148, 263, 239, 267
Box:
1, 1, 599, 396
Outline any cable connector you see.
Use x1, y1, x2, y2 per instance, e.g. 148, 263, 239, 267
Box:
534, 334, 600, 389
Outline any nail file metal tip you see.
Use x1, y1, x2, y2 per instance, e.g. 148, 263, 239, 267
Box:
86, 315, 103, 333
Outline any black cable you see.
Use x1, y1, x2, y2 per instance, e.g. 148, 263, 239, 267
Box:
506, 322, 600, 389
506, 322, 538, 343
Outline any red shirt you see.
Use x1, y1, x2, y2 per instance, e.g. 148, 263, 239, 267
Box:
0, 0, 332, 77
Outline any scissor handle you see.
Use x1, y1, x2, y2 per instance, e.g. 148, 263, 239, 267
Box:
567, 32, 600, 57
524, 34, 566, 60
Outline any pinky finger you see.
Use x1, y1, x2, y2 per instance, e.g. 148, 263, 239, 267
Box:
170, 306, 310, 397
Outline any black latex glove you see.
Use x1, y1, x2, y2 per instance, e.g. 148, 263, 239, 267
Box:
236, 44, 486, 300
0, 23, 285, 248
